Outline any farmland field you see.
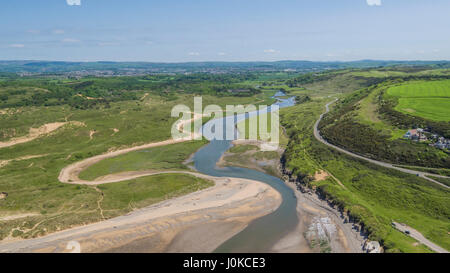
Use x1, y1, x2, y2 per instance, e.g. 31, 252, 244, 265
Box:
387, 80, 450, 122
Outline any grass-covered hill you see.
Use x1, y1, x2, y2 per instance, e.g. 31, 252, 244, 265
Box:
318, 75, 450, 169
280, 99, 450, 253
279, 67, 450, 252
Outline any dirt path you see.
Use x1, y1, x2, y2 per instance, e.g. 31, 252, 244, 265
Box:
0, 213, 40, 221
0, 122, 67, 149
0, 154, 48, 169
314, 99, 450, 189
59, 113, 203, 184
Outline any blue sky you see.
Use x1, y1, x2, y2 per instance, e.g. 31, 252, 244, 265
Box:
1, 0, 449, 62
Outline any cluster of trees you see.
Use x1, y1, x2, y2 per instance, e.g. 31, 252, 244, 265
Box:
0, 73, 261, 109
295, 95, 311, 104
285, 72, 329, 87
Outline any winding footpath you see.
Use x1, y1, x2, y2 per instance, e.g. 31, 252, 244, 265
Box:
314, 99, 450, 189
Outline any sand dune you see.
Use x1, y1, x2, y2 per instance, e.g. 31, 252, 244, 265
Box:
0, 122, 66, 149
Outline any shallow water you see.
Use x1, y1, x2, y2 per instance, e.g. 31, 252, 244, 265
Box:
192, 93, 298, 252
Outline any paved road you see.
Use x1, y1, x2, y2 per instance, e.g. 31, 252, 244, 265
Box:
392, 222, 449, 253
313, 99, 450, 189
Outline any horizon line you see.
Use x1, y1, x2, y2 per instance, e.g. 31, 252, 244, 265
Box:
1, 59, 450, 64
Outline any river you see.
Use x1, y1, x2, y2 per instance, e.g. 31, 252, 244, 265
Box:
192, 92, 298, 252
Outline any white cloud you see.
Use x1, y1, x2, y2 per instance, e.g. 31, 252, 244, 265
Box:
66, 0, 81, 6
62, 38, 80, 43
366, 0, 382, 6
218, 52, 226, 56
10, 44, 25, 48
27, 29, 40, 34
188, 52, 200, 56
97, 42, 119, 47
264, 49, 279, 54
53, 29, 65, 35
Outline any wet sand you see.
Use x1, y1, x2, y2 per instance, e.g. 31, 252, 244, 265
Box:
272, 181, 365, 253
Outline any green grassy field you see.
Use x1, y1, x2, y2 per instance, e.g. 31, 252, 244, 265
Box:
387, 80, 450, 121
79, 140, 207, 181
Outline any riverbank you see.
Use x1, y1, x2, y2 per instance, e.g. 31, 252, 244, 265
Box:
0, 176, 281, 253
216, 141, 367, 253
272, 179, 366, 253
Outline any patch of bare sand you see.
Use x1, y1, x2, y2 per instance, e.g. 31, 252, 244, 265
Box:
0, 192, 7, 200
0, 154, 48, 168
69, 121, 86, 127
140, 93, 149, 101
76, 94, 97, 100
0, 213, 39, 221
0, 122, 67, 148
89, 130, 96, 140
314, 170, 329, 181
232, 139, 282, 152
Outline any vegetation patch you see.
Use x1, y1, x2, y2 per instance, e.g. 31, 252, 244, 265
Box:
79, 140, 208, 181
